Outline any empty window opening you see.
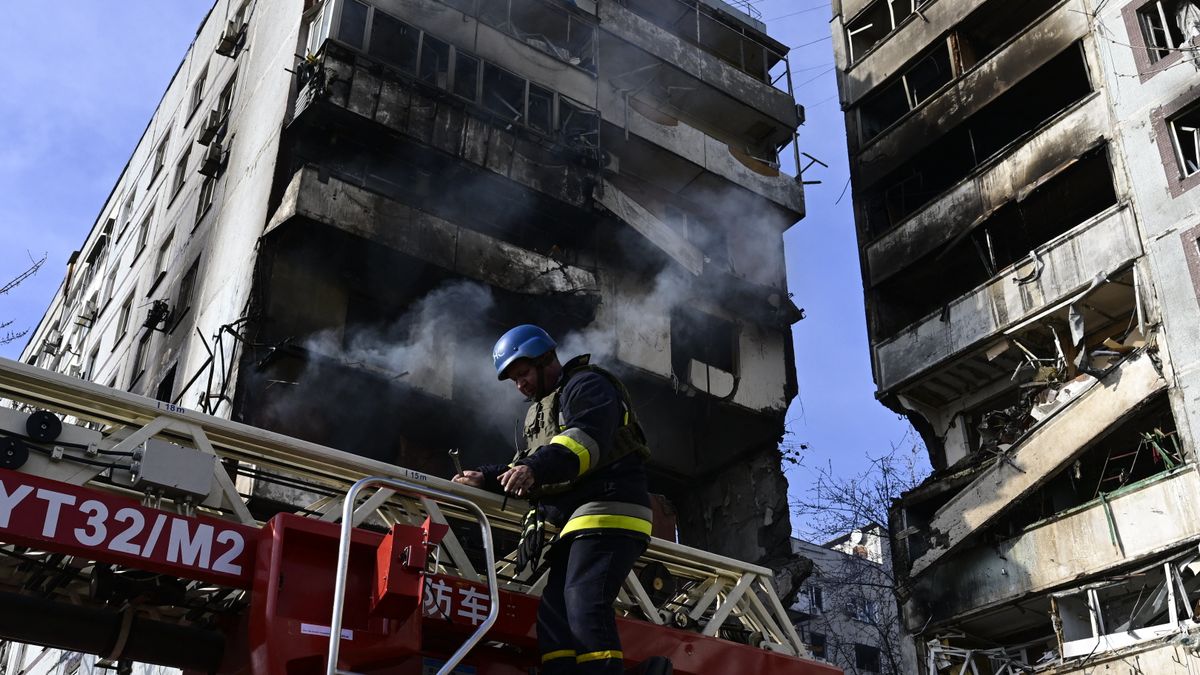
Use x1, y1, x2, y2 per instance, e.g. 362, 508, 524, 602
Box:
1169, 100, 1200, 177
494, 0, 595, 73
1137, 0, 1192, 63
861, 43, 1092, 236
482, 63, 526, 124
616, 0, 779, 81
954, 0, 1057, 71
872, 146, 1117, 337
670, 307, 736, 381
854, 643, 881, 672
156, 364, 177, 403
809, 632, 826, 659
859, 42, 954, 141
368, 10, 419, 74
419, 34, 450, 89
846, 0, 930, 62
560, 97, 600, 150
528, 83, 554, 134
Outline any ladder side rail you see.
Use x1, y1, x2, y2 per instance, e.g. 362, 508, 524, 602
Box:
326, 476, 499, 675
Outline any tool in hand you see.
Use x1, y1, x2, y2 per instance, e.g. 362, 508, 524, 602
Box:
449, 448, 463, 476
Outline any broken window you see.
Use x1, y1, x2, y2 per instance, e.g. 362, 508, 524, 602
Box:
559, 97, 599, 150
419, 34, 450, 89
670, 307, 736, 382
527, 83, 554, 134
482, 63, 526, 124
156, 364, 176, 403
337, 0, 369, 51
1055, 552, 1200, 659
846, 0, 930, 62
1169, 99, 1200, 177
477, 0, 597, 73
953, 0, 1056, 70
368, 10, 419, 75
452, 52, 480, 102
1138, 0, 1190, 62
858, 42, 954, 142
862, 42, 1093, 236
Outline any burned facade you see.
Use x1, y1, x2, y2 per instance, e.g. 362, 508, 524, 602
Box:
833, 0, 1200, 671
18, 0, 806, 573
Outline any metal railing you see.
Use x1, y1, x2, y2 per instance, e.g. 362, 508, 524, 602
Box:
325, 477, 499, 675
0, 356, 809, 658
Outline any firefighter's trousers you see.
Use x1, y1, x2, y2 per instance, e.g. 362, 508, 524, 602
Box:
537, 533, 648, 674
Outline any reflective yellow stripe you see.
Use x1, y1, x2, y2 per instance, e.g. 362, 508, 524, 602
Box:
577, 650, 623, 663
551, 434, 592, 475
561, 514, 652, 537
542, 650, 576, 663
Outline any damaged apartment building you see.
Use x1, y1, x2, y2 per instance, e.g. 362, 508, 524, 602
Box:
18, 0, 808, 575
832, 0, 1200, 671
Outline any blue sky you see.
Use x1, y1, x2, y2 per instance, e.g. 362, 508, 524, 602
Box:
0, 1, 920, 537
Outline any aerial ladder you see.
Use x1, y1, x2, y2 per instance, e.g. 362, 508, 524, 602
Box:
0, 357, 839, 675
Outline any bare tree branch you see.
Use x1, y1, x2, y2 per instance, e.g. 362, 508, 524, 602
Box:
791, 431, 928, 675
1, 252, 47, 347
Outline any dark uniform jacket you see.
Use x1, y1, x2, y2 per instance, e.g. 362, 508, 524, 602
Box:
480, 355, 652, 537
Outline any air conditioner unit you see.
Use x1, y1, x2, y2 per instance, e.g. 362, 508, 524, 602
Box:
198, 142, 228, 178
142, 300, 172, 332
43, 330, 63, 355
197, 109, 226, 146
215, 21, 247, 58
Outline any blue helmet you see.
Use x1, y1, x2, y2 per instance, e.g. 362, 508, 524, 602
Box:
493, 325, 557, 380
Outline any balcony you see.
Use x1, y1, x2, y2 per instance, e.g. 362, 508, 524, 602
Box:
864, 92, 1109, 288
597, 0, 799, 134
873, 203, 1142, 395
853, 0, 1089, 185
905, 465, 1200, 631
596, 79, 804, 226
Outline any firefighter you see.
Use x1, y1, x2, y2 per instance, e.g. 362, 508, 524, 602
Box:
453, 324, 652, 674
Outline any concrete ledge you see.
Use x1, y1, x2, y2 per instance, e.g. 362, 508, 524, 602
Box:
854, 0, 1089, 186
865, 94, 1109, 287
266, 168, 598, 296
874, 203, 1142, 392
598, 82, 804, 219
909, 353, 1167, 578
598, 1, 797, 127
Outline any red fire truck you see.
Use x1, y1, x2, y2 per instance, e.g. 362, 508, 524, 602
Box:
0, 358, 839, 675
